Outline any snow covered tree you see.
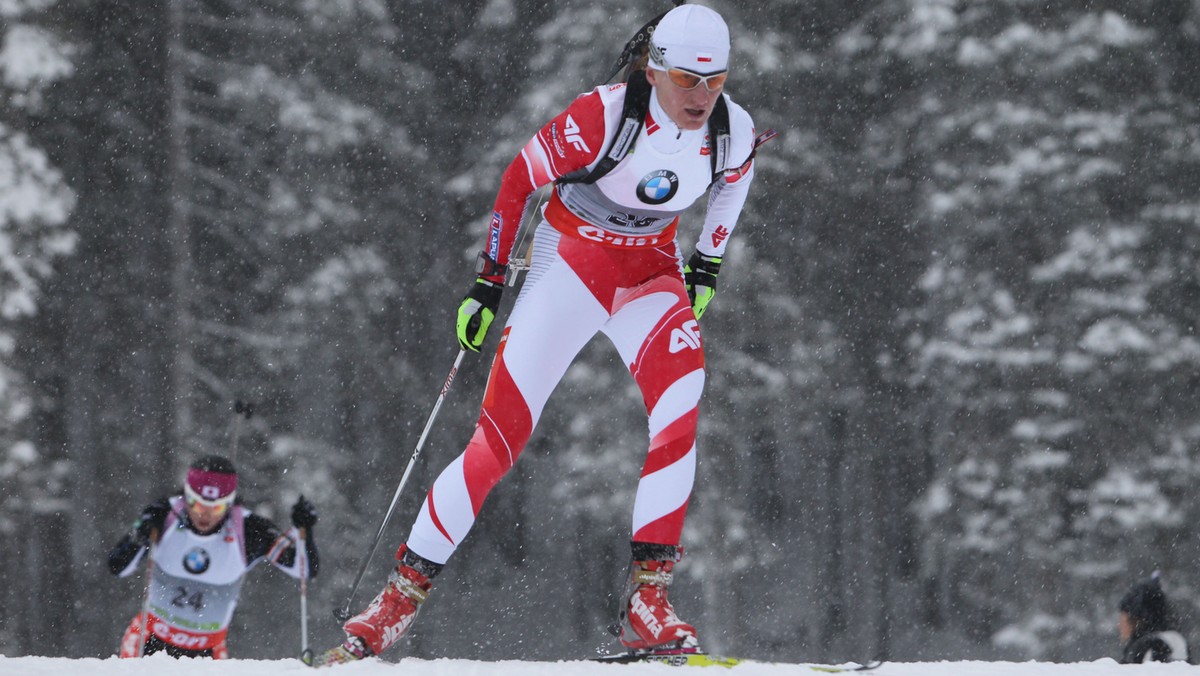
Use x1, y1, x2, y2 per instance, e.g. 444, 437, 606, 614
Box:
889, 0, 1200, 659
0, 0, 75, 655
15, 0, 456, 655
9, 0, 1200, 663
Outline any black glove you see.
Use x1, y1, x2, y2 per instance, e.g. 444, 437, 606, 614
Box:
291, 494, 318, 529
133, 500, 170, 545
456, 278, 504, 352
683, 252, 722, 319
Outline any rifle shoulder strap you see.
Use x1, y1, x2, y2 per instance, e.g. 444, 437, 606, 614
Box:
708, 93, 731, 185
558, 70, 653, 186
559, 71, 732, 187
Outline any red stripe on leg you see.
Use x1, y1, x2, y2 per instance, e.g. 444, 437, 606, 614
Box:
633, 502, 690, 546
464, 347, 533, 514
626, 293, 704, 414
462, 428, 511, 514
642, 408, 698, 477
426, 488, 455, 546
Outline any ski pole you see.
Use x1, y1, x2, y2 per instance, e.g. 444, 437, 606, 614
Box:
135, 529, 158, 657
229, 400, 254, 463
299, 527, 309, 655
334, 349, 467, 622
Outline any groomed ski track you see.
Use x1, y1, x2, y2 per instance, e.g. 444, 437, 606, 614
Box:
1, 655, 1195, 676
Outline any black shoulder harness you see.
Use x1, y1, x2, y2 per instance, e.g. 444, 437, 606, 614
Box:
557, 69, 731, 187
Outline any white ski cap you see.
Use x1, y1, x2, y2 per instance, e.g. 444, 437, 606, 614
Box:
648, 4, 730, 74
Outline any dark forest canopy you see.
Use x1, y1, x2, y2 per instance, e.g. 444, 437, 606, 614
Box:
1, 0, 1198, 664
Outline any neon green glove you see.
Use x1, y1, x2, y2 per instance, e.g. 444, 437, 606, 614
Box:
456, 278, 503, 352
683, 252, 722, 319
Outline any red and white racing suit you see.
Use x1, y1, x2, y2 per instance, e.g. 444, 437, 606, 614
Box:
406, 80, 757, 564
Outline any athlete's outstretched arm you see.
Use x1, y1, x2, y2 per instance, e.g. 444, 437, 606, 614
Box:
107, 498, 170, 576
246, 512, 319, 579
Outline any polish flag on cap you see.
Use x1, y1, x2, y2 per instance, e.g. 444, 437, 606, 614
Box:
648, 5, 730, 73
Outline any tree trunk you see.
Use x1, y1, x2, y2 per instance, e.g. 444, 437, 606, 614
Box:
165, 0, 194, 465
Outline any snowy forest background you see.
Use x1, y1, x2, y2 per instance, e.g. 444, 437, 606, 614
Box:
2, 0, 1199, 666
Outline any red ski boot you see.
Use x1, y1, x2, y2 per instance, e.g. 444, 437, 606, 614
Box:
618, 548, 698, 650
305, 546, 441, 668
342, 561, 432, 656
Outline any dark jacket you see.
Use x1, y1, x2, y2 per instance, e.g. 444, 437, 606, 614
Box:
107, 497, 319, 576
1121, 629, 1190, 664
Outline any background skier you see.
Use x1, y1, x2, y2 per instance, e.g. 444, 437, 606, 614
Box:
1117, 572, 1190, 664
108, 454, 319, 658
313, 3, 760, 665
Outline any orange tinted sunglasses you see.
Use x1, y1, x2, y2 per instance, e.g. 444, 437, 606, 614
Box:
666, 68, 728, 92
185, 484, 234, 517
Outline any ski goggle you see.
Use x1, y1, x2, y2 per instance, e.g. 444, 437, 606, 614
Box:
185, 483, 235, 517
665, 68, 728, 92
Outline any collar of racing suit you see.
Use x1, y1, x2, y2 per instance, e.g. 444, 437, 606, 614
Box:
646, 90, 706, 151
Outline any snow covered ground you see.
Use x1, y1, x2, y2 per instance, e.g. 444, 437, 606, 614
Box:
0, 655, 1196, 676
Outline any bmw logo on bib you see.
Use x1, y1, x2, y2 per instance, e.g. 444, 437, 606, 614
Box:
183, 547, 211, 574
637, 170, 679, 205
